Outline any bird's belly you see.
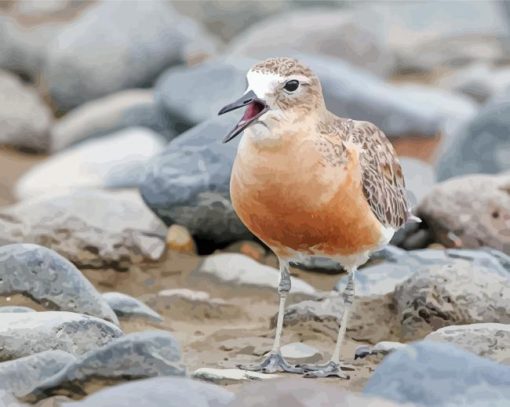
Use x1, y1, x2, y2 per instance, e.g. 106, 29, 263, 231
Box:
231, 154, 384, 258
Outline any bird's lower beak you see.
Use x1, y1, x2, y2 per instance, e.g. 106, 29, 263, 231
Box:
218, 90, 268, 143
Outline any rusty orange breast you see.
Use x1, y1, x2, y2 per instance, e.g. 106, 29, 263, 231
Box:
230, 136, 383, 258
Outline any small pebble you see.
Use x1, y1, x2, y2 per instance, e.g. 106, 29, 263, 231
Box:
166, 224, 197, 254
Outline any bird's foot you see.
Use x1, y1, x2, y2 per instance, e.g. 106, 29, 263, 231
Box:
237, 351, 304, 374
300, 361, 350, 379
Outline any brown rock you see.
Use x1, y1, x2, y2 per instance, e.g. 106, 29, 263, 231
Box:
417, 173, 510, 254
166, 224, 196, 254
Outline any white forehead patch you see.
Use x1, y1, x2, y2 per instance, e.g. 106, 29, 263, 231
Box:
246, 71, 282, 99
246, 70, 313, 99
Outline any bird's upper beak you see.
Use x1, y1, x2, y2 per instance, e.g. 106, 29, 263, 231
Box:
218, 90, 268, 143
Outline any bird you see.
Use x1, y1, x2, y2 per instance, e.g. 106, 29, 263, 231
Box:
217, 57, 410, 378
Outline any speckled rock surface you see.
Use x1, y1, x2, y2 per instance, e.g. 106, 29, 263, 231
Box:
29, 331, 185, 400
364, 341, 510, 407
61, 377, 234, 407
0, 350, 75, 397
102, 292, 162, 322
0, 190, 166, 270
395, 260, 510, 340
0, 306, 35, 313
0, 244, 117, 323
0, 311, 123, 361
426, 323, 510, 364
417, 173, 510, 254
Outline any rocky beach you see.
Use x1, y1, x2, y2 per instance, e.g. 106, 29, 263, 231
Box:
0, 1, 510, 406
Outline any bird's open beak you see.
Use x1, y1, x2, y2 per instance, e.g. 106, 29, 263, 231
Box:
218, 90, 268, 143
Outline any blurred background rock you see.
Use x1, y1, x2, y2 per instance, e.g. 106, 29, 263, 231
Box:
2, 0, 508, 253
0, 1, 510, 406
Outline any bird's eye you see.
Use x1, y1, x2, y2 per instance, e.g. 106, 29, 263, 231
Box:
283, 80, 299, 92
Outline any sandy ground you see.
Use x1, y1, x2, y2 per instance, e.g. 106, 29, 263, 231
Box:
0, 147, 45, 206
0, 148, 378, 398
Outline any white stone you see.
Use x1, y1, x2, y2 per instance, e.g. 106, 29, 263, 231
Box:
192, 368, 280, 384
15, 127, 165, 200
196, 254, 315, 295
280, 342, 321, 364
157, 288, 212, 302
426, 323, 510, 364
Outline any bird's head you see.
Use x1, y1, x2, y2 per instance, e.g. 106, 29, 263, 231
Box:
218, 57, 325, 143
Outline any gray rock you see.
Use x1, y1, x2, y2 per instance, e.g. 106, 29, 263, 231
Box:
369, 1, 510, 74
0, 311, 122, 361
286, 247, 510, 343
15, 128, 166, 200
280, 294, 345, 341
43, 0, 218, 112
155, 59, 249, 129
60, 376, 234, 407
379, 245, 510, 276
171, 0, 287, 41
400, 36, 510, 76
0, 389, 26, 407
304, 54, 476, 138
426, 323, 510, 364
0, 70, 52, 151
195, 254, 315, 295
479, 247, 510, 272
227, 8, 395, 77
0, 350, 75, 398
156, 54, 474, 139
231, 378, 402, 407
9, 0, 90, 19
395, 260, 510, 341
0, 244, 117, 324
140, 115, 251, 247
147, 73, 465, 251
0, 306, 34, 313
102, 292, 162, 323
446, 247, 510, 275
51, 89, 175, 152
399, 157, 436, 206
436, 100, 510, 180
29, 331, 184, 400
280, 342, 321, 364
417, 173, 510, 254
0, 15, 64, 80
284, 262, 411, 343
364, 341, 510, 407
0, 190, 167, 270
437, 63, 510, 103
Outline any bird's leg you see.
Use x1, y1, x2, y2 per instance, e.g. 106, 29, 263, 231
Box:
302, 268, 356, 379
238, 260, 303, 374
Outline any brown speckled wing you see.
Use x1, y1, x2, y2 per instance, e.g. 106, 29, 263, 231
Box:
350, 120, 409, 229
